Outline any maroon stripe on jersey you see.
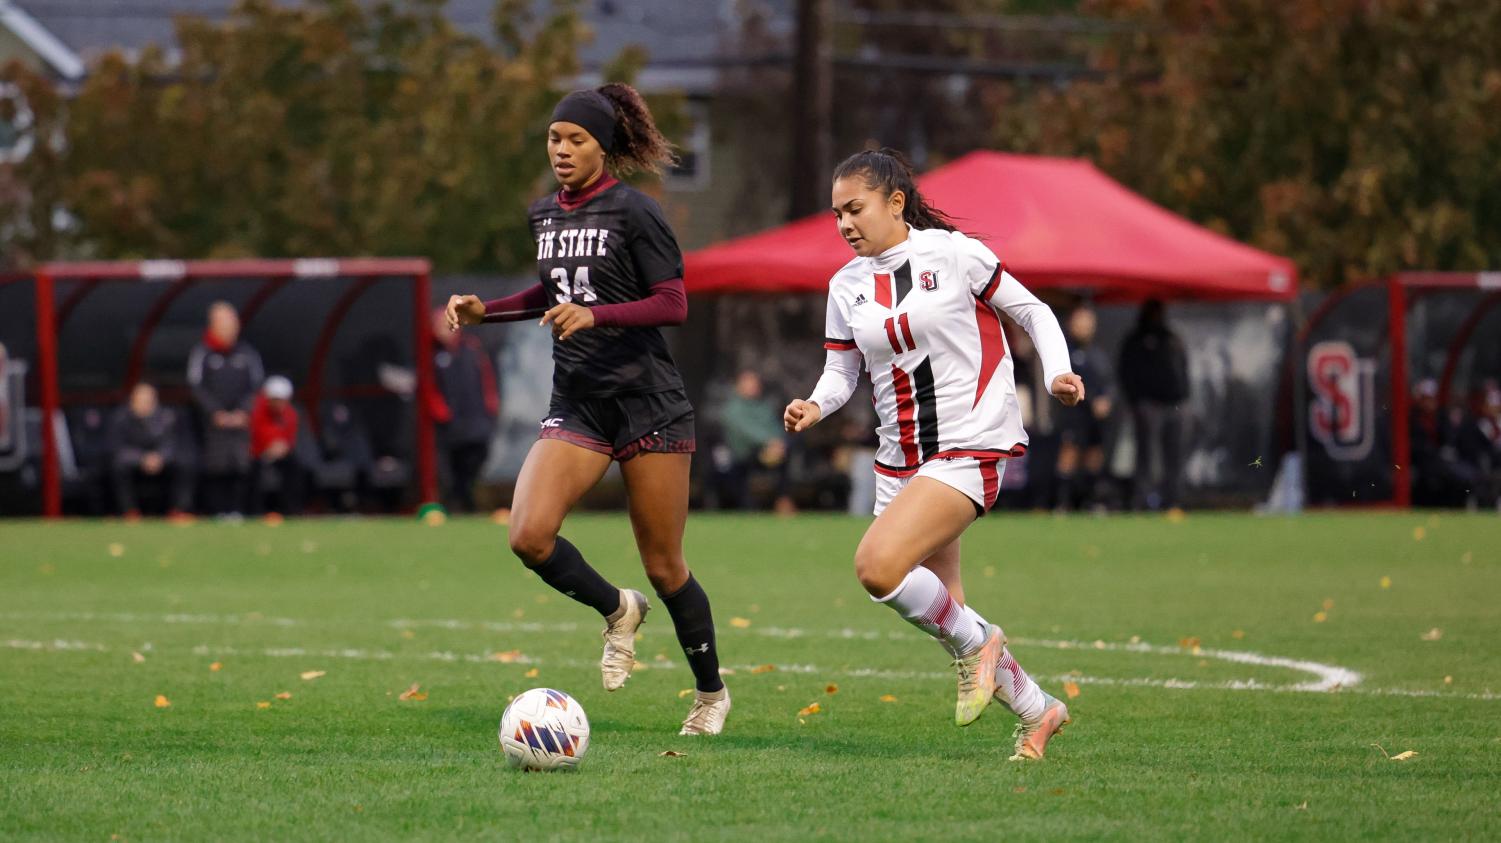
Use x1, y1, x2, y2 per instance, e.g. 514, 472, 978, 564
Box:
935, 447, 1026, 461
972, 297, 1008, 409
873, 460, 920, 478
979, 460, 1000, 511
898, 312, 916, 351
884, 318, 903, 353
980, 264, 1005, 301
824, 337, 857, 351
874, 273, 893, 309
890, 364, 920, 465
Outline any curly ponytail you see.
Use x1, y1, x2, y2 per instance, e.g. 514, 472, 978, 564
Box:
831, 147, 958, 232
597, 83, 678, 177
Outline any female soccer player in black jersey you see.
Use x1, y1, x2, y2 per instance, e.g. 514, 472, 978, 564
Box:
446, 84, 728, 735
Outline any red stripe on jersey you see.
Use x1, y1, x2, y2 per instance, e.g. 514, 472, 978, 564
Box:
884, 318, 903, 353
890, 364, 920, 465
979, 460, 1000, 511
873, 461, 919, 478
935, 447, 1026, 461
972, 298, 1008, 408
874, 273, 893, 309
898, 312, 916, 351
824, 338, 857, 351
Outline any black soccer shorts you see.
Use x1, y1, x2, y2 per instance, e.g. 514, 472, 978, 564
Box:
538, 388, 696, 461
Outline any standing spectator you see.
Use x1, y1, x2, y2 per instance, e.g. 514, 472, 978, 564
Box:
1119, 299, 1190, 510
429, 308, 499, 513
187, 301, 263, 516
250, 376, 303, 517
711, 369, 791, 511
1055, 304, 1117, 510
109, 382, 192, 519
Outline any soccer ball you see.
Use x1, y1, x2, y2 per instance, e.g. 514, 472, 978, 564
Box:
498, 688, 590, 771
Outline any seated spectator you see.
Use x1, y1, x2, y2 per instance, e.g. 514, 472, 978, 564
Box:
1409, 378, 1476, 507
188, 301, 263, 516
1457, 385, 1501, 509
710, 369, 793, 512
109, 383, 193, 519
250, 376, 303, 517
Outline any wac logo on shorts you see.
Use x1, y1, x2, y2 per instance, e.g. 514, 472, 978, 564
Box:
1307, 340, 1375, 460
919, 270, 939, 291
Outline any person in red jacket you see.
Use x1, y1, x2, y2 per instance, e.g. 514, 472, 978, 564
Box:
250, 375, 303, 516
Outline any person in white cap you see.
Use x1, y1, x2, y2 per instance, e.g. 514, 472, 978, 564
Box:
250, 375, 302, 516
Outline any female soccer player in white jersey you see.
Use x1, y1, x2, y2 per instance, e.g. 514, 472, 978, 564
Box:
784, 148, 1084, 760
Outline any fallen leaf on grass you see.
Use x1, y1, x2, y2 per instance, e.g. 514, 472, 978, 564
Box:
153, 695, 170, 708
798, 703, 821, 716
1379, 576, 1392, 589
1063, 681, 1081, 700
1178, 636, 1201, 649
1293, 801, 1308, 811
1321, 598, 1335, 611
750, 664, 776, 674
300, 670, 326, 681
879, 694, 898, 703
131, 651, 145, 664
209, 662, 222, 672
729, 617, 752, 629
825, 684, 839, 694
400, 629, 416, 640
108, 543, 125, 558
398, 683, 428, 701
1412, 526, 1426, 541
658, 750, 686, 758
1391, 751, 1418, 761
256, 701, 271, 710
678, 688, 694, 699
1312, 612, 1328, 623
1231, 629, 1246, 639
489, 650, 524, 664
524, 668, 539, 678
275, 692, 292, 700
1444, 676, 1453, 685
1420, 628, 1443, 641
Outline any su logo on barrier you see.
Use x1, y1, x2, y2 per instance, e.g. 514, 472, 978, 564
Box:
1307, 340, 1376, 461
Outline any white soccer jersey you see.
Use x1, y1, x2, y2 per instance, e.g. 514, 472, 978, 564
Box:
807, 227, 1072, 478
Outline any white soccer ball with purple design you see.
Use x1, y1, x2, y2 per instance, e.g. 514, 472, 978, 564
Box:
499, 688, 590, 771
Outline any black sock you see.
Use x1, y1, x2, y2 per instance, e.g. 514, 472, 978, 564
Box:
660, 574, 724, 693
529, 537, 621, 617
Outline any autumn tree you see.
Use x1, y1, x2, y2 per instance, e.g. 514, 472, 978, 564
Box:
1, 0, 652, 272
993, 0, 1501, 288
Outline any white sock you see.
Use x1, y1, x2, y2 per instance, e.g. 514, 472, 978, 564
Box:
874, 567, 985, 656
996, 646, 1047, 722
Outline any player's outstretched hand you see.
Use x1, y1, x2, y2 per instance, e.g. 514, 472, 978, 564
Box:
1050, 373, 1086, 407
446, 294, 485, 331
541, 302, 596, 341
784, 399, 822, 433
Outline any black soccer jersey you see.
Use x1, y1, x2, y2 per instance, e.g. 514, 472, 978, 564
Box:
529, 177, 686, 397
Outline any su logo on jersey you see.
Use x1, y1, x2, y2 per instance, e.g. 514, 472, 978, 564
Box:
919, 270, 939, 291
1307, 340, 1375, 461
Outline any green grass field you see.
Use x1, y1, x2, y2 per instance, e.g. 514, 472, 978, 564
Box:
2, 512, 1499, 841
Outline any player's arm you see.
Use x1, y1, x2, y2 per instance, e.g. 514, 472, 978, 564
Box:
786, 347, 860, 432
447, 286, 550, 331
957, 233, 1083, 407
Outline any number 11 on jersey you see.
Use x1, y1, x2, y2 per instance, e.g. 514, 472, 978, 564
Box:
551, 266, 598, 304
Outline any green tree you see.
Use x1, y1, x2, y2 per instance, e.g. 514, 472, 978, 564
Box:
994, 0, 1501, 288
4, 0, 639, 272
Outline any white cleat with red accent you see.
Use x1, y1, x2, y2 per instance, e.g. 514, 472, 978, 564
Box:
1009, 693, 1070, 761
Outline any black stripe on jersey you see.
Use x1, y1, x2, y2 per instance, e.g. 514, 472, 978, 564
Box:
913, 357, 939, 461
824, 336, 857, 350
894, 261, 913, 305
980, 264, 1004, 301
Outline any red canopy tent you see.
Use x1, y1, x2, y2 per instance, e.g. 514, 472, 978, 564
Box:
685, 151, 1296, 301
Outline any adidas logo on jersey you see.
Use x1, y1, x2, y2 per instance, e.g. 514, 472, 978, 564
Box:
852, 293, 869, 306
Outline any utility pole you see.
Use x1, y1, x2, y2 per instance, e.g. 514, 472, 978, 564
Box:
789, 0, 833, 220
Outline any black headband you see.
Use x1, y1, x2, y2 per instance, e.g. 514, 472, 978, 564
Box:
551, 91, 618, 153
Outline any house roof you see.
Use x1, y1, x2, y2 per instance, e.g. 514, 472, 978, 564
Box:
6, 0, 792, 91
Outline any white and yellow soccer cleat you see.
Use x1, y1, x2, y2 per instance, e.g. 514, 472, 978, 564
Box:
1009, 693, 1071, 761
679, 686, 731, 735
954, 624, 1004, 726
600, 589, 650, 691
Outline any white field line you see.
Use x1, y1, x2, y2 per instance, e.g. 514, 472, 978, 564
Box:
3, 635, 1495, 702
